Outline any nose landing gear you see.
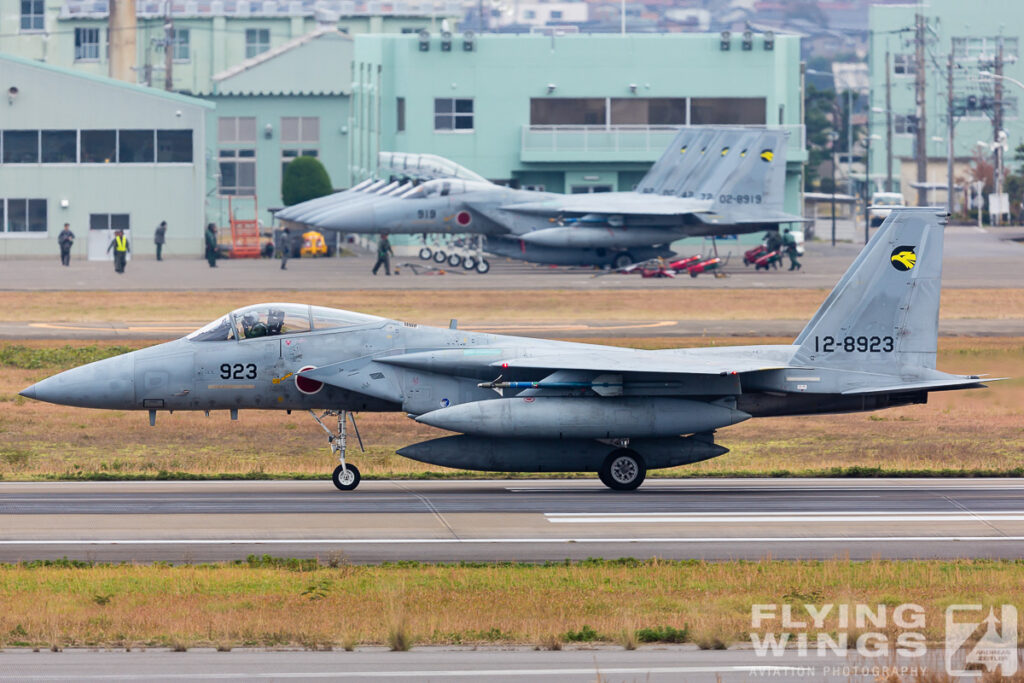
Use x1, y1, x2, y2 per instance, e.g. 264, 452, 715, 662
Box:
310, 409, 364, 491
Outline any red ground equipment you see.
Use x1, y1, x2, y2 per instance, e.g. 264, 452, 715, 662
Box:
668, 254, 701, 271
754, 250, 782, 270
687, 257, 723, 277
226, 196, 261, 259
639, 264, 675, 278
743, 244, 768, 266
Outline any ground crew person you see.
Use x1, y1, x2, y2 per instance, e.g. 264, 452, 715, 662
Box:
155, 221, 167, 261
277, 227, 291, 270
106, 229, 129, 274
204, 223, 218, 268
765, 230, 782, 254
372, 233, 394, 276
783, 228, 801, 271
58, 223, 75, 266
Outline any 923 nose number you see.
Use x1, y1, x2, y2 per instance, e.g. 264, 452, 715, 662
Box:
814, 336, 894, 353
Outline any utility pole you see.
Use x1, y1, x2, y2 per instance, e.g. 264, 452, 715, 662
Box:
846, 88, 854, 195
914, 10, 928, 206
993, 39, 1004, 226
947, 50, 955, 217
885, 51, 894, 192
865, 104, 872, 244
163, 0, 174, 92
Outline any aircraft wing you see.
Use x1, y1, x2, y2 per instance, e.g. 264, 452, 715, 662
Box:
494, 349, 791, 376
841, 377, 1001, 395
699, 209, 813, 225
498, 192, 714, 217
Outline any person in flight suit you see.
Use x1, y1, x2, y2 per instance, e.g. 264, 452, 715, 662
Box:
154, 221, 167, 261
58, 223, 75, 266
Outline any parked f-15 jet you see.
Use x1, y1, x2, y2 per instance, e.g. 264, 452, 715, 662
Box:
21, 210, 993, 491
274, 126, 807, 271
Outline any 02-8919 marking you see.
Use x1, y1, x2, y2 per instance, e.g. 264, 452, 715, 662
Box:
814, 336, 894, 353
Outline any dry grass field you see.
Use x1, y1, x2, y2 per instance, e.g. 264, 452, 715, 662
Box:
1, 336, 1020, 480
6, 288, 1024, 324
0, 558, 1022, 650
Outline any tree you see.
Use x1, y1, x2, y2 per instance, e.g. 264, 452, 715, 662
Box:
804, 84, 838, 190
282, 156, 333, 206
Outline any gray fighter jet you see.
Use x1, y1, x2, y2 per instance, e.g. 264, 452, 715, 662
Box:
21, 209, 993, 491
274, 127, 807, 271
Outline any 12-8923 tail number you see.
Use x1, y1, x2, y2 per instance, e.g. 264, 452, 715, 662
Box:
814, 336, 894, 353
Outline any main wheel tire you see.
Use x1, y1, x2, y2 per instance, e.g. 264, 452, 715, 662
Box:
419, 247, 433, 260
612, 253, 633, 269
475, 259, 491, 274
599, 449, 646, 491
689, 270, 699, 278
332, 464, 361, 491
447, 253, 463, 268
462, 256, 477, 270
433, 250, 447, 264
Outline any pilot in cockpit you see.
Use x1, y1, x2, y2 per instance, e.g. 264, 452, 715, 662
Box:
241, 312, 268, 338
266, 309, 285, 336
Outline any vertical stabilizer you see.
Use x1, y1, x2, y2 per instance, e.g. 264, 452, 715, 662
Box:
793, 208, 946, 371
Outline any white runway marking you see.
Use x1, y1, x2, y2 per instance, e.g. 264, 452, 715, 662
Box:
545, 511, 1024, 523
4, 665, 814, 680
2, 536, 1024, 545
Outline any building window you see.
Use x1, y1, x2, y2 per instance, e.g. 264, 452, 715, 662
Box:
219, 149, 256, 195
550, 10, 563, 19
570, 185, 613, 194
89, 213, 130, 231
280, 117, 319, 145
118, 130, 155, 163
80, 130, 117, 163
397, 98, 406, 132
245, 29, 270, 59
524, 9, 535, 19
893, 54, 917, 76
218, 117, 257, 144
690, 97, 766, 125
173, 28, 190, 61
157, 130, 193, 162
20, 0, 44, 31
41, 130, 77, 163
280, 117, 319, 175
530, 98, 606, 126
2, 199, 47, 233
434, 98, 474, 131
610, 98, 686, 125
281, 149, 319, 177
2, 130, 39, 163
74, 27, 100, 61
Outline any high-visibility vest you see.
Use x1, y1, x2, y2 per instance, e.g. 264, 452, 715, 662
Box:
115, 235, 127, 252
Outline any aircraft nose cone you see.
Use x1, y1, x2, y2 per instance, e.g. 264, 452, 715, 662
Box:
20, 354, 135, 409
320, 204, 377, 232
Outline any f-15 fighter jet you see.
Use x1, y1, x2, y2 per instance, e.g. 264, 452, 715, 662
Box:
21, 210, 994, 491
274, 127, 808, 271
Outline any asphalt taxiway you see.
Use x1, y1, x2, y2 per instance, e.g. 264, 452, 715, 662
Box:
3, 478, 1024, 563
1, 226, 1022, 292
0, 647, 947, 682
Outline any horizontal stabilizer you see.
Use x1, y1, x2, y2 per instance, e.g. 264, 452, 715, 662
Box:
501, 193, 712, 217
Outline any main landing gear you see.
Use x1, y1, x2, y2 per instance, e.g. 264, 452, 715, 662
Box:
598, 448, 646, 491
310, 409, 364, 491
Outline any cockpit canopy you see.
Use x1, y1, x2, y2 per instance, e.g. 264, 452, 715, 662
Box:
400, 178, 492, 199
187, 304, 382, 342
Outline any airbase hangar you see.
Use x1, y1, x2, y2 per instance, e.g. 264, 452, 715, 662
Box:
0, 0, 805, 261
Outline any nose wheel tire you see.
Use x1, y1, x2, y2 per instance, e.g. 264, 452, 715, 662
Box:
447, 254, 463, 268
475, 259, 491, 274
418, 247, 433, 260
598, 449, 646, 491
433, 250, 447, 264
332, 464, 361, 491
611, 253, 634, 270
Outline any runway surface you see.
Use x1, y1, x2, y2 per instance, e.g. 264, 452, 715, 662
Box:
3, 478, 1024, 563
0, 647, 942, 682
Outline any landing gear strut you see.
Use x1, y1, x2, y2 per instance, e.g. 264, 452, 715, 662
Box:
310, 409, 364, 491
